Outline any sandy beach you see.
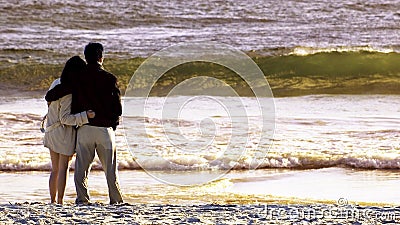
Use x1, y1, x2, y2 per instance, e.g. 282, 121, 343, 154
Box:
1, 202, 399, 224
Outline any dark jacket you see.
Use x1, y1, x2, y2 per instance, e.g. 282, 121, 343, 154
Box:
45, 63, 122, 130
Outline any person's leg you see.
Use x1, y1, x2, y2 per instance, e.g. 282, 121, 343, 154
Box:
96, 127, 123, 204
74, 126, 96, 204
49, 150, 59, 204
57, 154, 73, 204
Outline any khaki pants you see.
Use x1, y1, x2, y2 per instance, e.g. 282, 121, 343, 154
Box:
74, 125, 123, 204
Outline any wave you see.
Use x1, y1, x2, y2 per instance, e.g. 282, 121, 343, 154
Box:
257, 49, 400, 97
256, 155, 400, 170
1, 48, 399, 97
1, 153, 399, 171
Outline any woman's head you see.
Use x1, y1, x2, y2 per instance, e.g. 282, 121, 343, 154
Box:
60, 56, 86, 87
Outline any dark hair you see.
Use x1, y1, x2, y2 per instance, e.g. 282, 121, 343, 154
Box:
84, 42, 104, 64
60, 56, 86, 88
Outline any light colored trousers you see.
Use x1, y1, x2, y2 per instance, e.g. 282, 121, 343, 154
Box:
74, 125, 123, 204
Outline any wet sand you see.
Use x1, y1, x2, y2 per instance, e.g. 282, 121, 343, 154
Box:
1, 202, 399, 224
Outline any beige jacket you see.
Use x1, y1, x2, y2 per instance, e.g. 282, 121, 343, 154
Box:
43, 79, 88, 156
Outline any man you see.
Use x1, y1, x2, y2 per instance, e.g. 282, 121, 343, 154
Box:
47, 43, 123, 204
74, 42, 123, 204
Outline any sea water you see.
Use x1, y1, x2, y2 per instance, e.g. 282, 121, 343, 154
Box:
0, 0, 399, 62
0, 95, 399, 204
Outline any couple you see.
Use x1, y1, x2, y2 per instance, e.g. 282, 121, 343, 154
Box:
43, 43, 123, 205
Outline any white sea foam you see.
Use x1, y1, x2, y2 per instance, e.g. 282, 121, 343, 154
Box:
290, 46, 395, 56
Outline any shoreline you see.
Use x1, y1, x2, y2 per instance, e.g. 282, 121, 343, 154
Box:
1, 169, 398, 208
1, 202, 399, 224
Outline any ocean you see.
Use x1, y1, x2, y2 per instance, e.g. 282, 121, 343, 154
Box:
1, 0, 399, 59
0, 0, 399, 205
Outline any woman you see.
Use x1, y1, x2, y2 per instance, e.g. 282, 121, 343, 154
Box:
43, 56, 95, 204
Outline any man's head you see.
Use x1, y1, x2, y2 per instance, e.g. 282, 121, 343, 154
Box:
84, 42, 104, 64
